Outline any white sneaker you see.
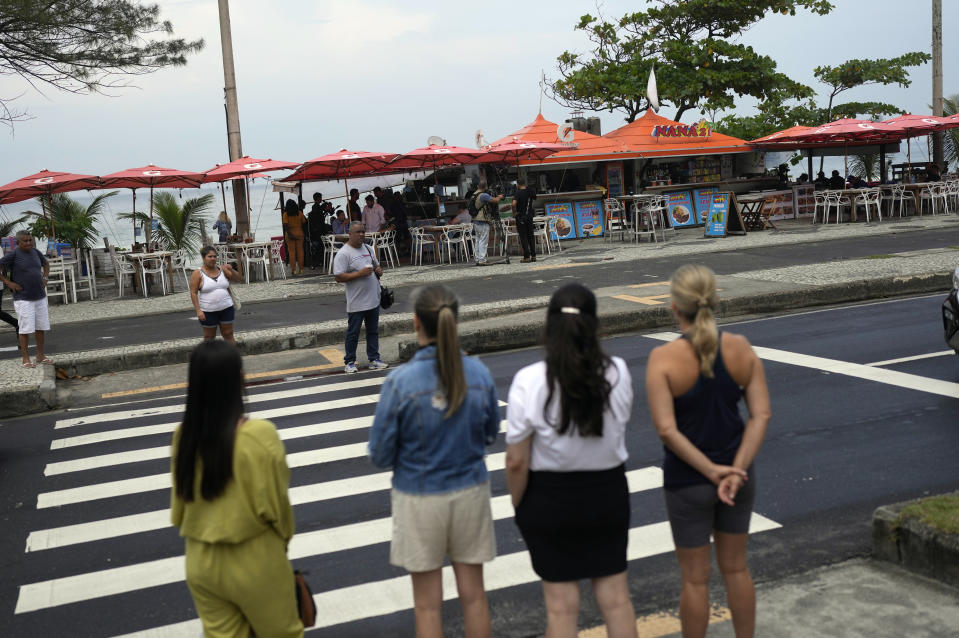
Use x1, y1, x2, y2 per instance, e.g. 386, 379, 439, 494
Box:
344, 363, 358, 374
368, 360, 389, 370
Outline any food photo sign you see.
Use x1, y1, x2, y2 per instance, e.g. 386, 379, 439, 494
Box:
704, 192, 746, 238
664, 190, 696, 228
545, 202, 577, 240
575, 200, 604, 237
693, 187, 719, 223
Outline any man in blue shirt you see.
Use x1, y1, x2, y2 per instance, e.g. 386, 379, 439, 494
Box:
0, 231, 52, 367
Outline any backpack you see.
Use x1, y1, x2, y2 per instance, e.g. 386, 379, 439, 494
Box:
469, 191, 497, 222
466, 191, 481, 217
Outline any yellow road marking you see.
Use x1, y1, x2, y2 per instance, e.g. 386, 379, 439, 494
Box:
530, 262, 593, 272
579, 606, 731, 637
627, 281, 670, 288
612, 293, 671, 306
100, 348, 346, 398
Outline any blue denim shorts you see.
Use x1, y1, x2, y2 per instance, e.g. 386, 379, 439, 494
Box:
199, 305, 235, 327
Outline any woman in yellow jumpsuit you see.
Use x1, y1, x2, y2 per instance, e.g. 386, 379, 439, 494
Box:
171, 340, 303, 638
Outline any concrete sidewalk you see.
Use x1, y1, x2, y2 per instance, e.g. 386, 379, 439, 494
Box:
2, 215, 958, 417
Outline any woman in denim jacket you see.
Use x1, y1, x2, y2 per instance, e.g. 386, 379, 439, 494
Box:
369, 284, 501, 638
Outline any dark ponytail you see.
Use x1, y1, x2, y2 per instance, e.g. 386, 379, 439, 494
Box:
414, 285, 466, 418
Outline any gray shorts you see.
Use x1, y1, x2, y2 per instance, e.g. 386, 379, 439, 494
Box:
664, 474, 756, 548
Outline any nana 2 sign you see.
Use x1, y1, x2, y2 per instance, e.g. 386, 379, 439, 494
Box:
651, 119, 712, 139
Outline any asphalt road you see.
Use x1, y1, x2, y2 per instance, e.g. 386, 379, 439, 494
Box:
0, 295, 957, 636
2, 225, 959, 360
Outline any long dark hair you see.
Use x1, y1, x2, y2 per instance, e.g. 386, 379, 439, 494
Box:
174, 341, 246, 502
544, 283, 613, 437
414, 285, 466, 418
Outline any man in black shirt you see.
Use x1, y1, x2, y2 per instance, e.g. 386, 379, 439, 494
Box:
828, 170, 846, 190
308, 192, 329, 270
512, 179, 537, 262
347, 188, 362, 222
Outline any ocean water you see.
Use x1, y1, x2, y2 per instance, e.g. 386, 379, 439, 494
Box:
0, 182, 287, 251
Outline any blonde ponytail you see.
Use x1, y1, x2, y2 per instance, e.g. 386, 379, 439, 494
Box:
670, 265, 719, 378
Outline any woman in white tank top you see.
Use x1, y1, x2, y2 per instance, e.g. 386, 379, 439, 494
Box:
189, 246, 242, 343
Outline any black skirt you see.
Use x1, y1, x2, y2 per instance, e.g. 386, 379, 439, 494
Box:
514, 464, 630, 582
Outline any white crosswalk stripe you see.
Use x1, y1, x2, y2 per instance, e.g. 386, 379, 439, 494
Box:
12, 371, 783, 636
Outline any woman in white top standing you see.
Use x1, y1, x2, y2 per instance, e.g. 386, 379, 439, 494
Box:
505, 283, 637, 638
189, 245, 242, 343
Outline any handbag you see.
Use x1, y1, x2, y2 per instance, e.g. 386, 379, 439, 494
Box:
228, 286, 242, 311
380, 284, 395, 310
294, 570, 317, 627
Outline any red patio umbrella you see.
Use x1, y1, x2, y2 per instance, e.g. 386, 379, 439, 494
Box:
383, 144, 496, 218
482, 140, 571, 183
285, 149, 399, 208
880, 114, 959, 176
749, 126, 815, 145
774, 119, 903, 177
202, 156, 300, 236
0, 170, 100, 244
100, 164, 204, 245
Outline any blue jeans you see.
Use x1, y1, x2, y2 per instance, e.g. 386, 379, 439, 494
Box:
345, 305, 380, 365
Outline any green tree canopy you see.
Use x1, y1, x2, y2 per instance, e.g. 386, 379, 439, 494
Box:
119, 191, 212, 255
551, 0, 834, 123
0, 0, 204, 126
26, 191, 117, 251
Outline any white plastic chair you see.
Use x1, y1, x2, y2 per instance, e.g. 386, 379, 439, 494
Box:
409, 227, 437, 266
45, 257, 71, 304
140, 256, 168, 297
73, 248, 97, 301
603, 199, 628, 242
917, 184, 939, 216
813, 191, 829, 223
852, 188, 881, 223
379, 230, 400, 268
440, 225, 472, 264
171, 249, 191, 288
243, 245, 271, 283
269, 239, 287, 280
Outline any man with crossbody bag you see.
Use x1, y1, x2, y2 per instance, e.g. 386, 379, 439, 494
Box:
470, 180, 504, 266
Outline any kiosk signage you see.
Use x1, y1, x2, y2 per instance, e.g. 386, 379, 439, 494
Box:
546, 202, 577, 240
693, 187, 719, 224
704, 192, 746, 238
664, 190, 696, 228
575, 200, 604, 237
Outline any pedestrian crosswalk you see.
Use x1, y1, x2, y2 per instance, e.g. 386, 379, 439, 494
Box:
9, 368, 782, 637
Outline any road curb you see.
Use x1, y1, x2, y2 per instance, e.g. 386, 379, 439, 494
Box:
398, 272, 952, 359
873, 493, 959, 589
1, 272, 950, 418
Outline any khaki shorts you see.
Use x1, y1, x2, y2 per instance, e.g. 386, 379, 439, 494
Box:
390, 481, 496, 572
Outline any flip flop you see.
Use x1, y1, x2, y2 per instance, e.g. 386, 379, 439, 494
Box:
37, 357, 54, 365
21, 362, 36, 368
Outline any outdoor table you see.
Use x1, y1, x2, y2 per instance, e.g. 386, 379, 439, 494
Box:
231, 241, 273, 283
618, 194, 660, 233
124, 251, 174, 296
737, 193, 778, 230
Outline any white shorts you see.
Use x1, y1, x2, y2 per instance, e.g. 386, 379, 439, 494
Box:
14, 297, 50, 334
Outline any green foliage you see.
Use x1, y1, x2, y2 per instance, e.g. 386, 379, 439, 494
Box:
899, 493, 959, 535
0, 214, 28, 237
551, 1, 833, 123
943, 95, 959, 171
119, 192, 213, 256
25, 191, 116, 251
849, 153, 878, 180
715, 52, 930, 142
0, 0, 204, 126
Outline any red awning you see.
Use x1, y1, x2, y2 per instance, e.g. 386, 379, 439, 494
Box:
202, 156, 300, 183
0, 169, 100, 205
100, 164, 204, 190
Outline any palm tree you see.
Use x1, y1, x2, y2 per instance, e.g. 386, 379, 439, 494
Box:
943, 94, 958, 171
849, 153, 878, 181
0, 214, 28, 237
25, 192, 117, 251
120, 192, 213, 256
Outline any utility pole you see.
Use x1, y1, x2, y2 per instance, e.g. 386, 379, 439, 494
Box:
217, 0, 249, 235
932, 0, 943, 166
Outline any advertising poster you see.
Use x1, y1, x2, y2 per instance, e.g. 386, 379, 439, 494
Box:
546, 202, 577, 240
574, 200, 604, 237
606, 162, 624, 198
693, 187, 719, 224
704, 193, 732, 237
664, 190, 696, 228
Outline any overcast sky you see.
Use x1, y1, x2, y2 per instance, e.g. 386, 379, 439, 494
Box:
0, 0, 955, 184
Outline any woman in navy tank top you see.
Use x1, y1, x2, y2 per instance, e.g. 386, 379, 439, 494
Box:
646, 264, 771, 638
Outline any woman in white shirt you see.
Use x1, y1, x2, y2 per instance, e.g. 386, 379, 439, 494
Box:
505, 283, 637, 638
189, 246, 242, 343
